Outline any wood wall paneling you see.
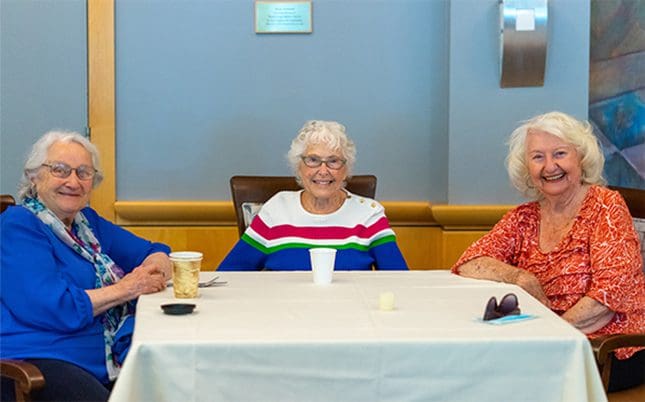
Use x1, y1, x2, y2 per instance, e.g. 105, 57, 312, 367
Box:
124, 226, 239, 271
87, 0, 116, 221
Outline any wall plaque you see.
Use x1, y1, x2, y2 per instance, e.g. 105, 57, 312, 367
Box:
255, 1, 312, 34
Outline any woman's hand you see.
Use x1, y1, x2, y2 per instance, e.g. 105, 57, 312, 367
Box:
86, 253, 171, 316
562, 296, 615, 334
457, 257, 550, 307
514, 271, 550, 307
140, 252, 172, 280
115, 263, 167, 300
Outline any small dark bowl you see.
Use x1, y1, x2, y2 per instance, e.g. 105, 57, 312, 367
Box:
161, 303, 196, 315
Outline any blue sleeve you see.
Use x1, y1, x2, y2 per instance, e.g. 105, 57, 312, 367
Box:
0, 207, 94, 331
81, 207, 171, 273
217, 238, 266, 271
371, 242, 408, 270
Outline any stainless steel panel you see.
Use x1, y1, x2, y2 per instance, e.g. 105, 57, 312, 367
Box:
500, 0, 548, 88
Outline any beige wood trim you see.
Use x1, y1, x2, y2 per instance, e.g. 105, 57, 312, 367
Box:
87, 0, 116, 221
114, 200, 435, 226
431, 204, 514, 229
116, 201, 236, 225
115, 201, 510, 229
382, 201, 435, 226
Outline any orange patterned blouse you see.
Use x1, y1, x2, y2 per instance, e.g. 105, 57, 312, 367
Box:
452, 185, 645, 359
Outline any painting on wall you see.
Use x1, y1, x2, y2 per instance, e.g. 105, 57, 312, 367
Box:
589, 0, 645, 190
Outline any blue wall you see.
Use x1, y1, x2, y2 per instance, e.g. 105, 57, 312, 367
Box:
448, 0, 590, 204
115, 0, 448, 201
0, 0, 87, 199
1, 0, 590, 204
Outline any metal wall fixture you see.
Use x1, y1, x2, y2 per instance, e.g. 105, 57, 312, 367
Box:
499, 0, 548, 88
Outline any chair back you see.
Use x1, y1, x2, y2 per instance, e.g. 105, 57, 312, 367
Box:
609, 186, 645, 272
230, 175, 377, 236
609, 186, 645, 219
1, 194, 16, 214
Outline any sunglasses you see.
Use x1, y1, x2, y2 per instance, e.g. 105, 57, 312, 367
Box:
483, 293, 521, 321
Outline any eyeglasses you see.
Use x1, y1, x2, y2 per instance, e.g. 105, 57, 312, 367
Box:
300, 155, 347, 170
483, 293, 521, 321
41, 162, 97, 181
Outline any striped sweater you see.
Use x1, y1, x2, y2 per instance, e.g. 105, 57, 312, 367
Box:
218, 190, 408, 271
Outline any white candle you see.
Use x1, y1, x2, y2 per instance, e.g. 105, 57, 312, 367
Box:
379, 291, 395, 311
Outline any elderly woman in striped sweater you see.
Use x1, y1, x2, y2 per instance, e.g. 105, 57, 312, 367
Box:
218, 120, 408, 271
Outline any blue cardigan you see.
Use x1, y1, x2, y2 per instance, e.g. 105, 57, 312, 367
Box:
0, 205, 170, 384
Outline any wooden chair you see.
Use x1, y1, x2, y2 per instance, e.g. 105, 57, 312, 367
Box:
230, 175, 377, 237
1, 194, 16, 213
589, 186, 645, 401
609, 185, 645, 219
0, 360, 45, 402
1, 194, 46, 402
592, 334, 645, 402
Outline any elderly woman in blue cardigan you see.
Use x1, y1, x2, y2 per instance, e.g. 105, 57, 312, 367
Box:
0, 130, 171, 402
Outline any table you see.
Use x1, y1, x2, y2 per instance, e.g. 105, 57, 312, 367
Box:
108, 271, 607, 402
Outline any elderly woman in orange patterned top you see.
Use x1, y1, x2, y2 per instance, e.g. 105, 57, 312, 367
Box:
451, 111, 645, 392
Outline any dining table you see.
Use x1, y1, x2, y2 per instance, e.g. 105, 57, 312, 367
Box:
108, 270, 607, 402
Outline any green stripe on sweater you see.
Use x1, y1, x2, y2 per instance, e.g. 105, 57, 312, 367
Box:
242, 234, 397, 255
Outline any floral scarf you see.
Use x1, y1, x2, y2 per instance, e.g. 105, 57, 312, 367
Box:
23, 197, 133, 380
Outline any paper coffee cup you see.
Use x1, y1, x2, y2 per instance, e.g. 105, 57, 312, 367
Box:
309, 248, 336, 285
169, 251, 202, 298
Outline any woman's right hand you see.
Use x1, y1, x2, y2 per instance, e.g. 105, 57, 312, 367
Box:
456, 257, 551, 307
515, 271, 550, 307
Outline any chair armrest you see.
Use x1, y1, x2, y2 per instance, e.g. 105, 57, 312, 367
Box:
0, 359, 45, 399
590, 333, 645, 390
591, 333, 645, 364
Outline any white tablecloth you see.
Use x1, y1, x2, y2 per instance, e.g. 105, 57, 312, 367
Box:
109, 271, 607, 402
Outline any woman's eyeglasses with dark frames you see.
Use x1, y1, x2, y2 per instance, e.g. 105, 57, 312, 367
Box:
483, 293, 521, 321
300, 155, 347, 170
41, 162, 97, 181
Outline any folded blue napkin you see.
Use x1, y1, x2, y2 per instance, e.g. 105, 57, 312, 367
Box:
479, 314, 537, 325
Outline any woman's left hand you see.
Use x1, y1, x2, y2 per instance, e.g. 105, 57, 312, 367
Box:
116, 263, 167, 299
140, 252, 173, 282
562, 296, 615, 334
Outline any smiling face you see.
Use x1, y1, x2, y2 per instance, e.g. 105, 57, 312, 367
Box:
298, 143, 348, 203
32, 141, 94, 226
525, 129, 583, 200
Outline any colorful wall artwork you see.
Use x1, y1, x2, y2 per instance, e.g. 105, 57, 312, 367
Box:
589, 0, 645, 189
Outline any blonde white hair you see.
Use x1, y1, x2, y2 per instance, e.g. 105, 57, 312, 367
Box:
506, 111, 605, 199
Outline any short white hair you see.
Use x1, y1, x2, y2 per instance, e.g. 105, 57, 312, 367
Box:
286, 120, 356, 183
18, 130, 103, 200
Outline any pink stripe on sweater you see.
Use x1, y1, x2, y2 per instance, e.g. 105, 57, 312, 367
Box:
249, 216, 392, 240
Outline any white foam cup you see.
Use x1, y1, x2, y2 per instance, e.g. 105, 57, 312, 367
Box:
309, 248, 336, 285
